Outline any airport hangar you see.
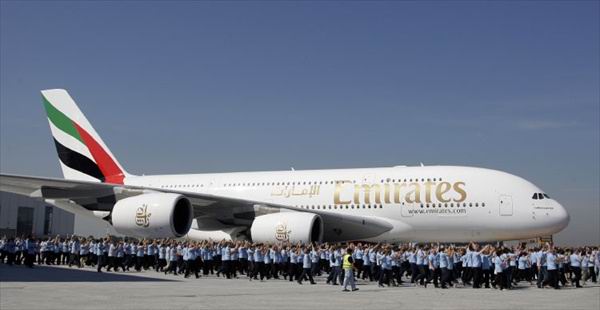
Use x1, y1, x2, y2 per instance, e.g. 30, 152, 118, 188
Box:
0, 191, 114, 238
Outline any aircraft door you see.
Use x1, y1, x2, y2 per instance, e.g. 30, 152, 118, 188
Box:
499, 194, 513, 216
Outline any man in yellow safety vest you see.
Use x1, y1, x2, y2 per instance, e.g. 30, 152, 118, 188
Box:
342, 248, 359, 292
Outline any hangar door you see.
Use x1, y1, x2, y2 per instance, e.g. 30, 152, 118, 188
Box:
499, 195, 513, 216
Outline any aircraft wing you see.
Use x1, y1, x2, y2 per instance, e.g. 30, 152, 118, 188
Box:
0, 173, 393, 240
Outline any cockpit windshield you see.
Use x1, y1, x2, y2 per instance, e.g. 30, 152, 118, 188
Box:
532, 192, 550, 200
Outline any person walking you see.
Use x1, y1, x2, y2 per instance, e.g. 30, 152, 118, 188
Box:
342, 248, 358, 292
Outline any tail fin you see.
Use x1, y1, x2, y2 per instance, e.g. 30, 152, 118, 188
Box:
41, 89, 130, 184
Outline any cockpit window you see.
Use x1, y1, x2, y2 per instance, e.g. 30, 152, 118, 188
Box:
533, 193, 550, 200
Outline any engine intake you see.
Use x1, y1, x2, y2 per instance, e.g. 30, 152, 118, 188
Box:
111, 193, 193, 238
250, 212, 323, 243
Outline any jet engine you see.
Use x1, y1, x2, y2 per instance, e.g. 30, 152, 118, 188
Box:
111, 193, 193, 238
250, 212, 323, 243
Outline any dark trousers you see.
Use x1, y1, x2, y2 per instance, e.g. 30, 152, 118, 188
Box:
441, 267, 451, 288
355, 259, 363, 278
68, 253, 80, 267
482, 268, 491, 288
571, 266, 582, 287
414, 265, 428, 285
362, 264, 373, 280
495, 271, 505, 289
537, 266, 547, 287
239, 258, 248, 274
184, 260, 199, 278
371, 264, 379, 281
288, 263, 298, 281
25, 253, 35, 268
97, 255, 104, 272
221, 260, 232, 279
135, 256, 143, 271
166, 260, 178, 274
203, 260, 213, 275
428, 267, 440, 287
298, 268, 315, 284
106, 256, 115, 271
462, 266, 472, 284
544, 269, 559, 289
253, 262, 265, 280
410, 263, 419, 283
60, 252, 68, 264
6, 253, 15, 265
379, 268, 392, 286
327, 266, 340, 284
472, 267, 482, 288
311, 262, 319, 276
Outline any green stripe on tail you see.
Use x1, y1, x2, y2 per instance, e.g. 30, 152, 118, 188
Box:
42, 95, 84, 144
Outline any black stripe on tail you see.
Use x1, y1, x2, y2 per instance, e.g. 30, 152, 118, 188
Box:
53, 138, 104, 181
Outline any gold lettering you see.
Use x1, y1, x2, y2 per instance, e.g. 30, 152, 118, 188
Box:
436, 182, 452, 202
405, 183, 421, 203
362, 184, 382, 204
424, 181, 435, 203
354, 184, 361, 204
334, 180, 352, 205
394, 183, 405, 203
384, 183, 391, 204
453, 182, 467, 202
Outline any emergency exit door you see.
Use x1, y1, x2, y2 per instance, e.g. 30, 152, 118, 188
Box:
499, 195, 513, 216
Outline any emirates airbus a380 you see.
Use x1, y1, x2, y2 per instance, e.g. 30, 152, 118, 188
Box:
0, 90, 570, 243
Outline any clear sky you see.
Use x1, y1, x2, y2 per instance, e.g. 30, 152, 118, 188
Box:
1, 1, 598, 245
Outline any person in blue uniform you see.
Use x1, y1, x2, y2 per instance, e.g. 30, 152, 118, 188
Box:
493, 249, 506, 290
570, 249, 583, 287
96, 239, 106, 273
297, 247, 316, 285
414, 245, 428, 287
544, 247, 560, 289
378, 248, 393, 287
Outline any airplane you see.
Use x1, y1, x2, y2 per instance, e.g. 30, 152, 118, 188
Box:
0, 89, 570, 243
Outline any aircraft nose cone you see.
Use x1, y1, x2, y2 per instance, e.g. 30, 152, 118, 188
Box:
555, 202, 570, 231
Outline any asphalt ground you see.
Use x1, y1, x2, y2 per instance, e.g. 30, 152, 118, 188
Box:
1, 264, 599, 310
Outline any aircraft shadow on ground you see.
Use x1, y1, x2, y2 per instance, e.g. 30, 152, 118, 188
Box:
0, 265, 177, 282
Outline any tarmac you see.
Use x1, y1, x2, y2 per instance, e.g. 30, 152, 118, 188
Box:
1, 264, 599, 310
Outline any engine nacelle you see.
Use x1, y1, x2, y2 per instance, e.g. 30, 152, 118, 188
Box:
111, 193, 193, 238
250, 212, 323, 243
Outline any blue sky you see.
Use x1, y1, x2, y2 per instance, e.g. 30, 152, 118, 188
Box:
1, 1, 598, 245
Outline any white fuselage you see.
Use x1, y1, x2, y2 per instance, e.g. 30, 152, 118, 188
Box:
125, 165, 569, 242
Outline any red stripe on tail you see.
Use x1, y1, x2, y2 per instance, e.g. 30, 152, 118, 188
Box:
74, 123, 125, 184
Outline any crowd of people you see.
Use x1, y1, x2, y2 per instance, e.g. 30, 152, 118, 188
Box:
1, 235, 598, 291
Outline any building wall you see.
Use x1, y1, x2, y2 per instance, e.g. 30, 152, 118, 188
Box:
0, 191, 74, 237
0, 191, 122, 238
